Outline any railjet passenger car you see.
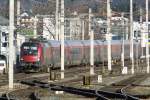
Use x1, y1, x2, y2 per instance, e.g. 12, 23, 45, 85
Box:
20, 39, 141, 71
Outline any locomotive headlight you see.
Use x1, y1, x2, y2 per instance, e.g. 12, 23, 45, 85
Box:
20, 58, 23, 61
37, 58, 40, 61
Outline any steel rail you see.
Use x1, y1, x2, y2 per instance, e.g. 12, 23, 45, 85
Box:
121, 84, 139, 100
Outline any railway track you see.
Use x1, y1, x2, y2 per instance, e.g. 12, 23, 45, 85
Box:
0, 64, 146, 82
0, 91, 16, 100
0, 58, 146, 86
113, 74, 149, 86
101, 74, 149, 99
0, 63, 146, 88
0, 72, 46, 86
19, 80, 140, 100
119, 74, 150, 99
1, 75, 143, 100
0, 63, 149, 100
0, 64, 105, 86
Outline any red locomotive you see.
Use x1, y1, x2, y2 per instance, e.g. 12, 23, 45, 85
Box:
20, 39, 141, 71
20, 42, 42, 70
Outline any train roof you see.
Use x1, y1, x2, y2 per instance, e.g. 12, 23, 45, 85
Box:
65, 40, 83, 46
81, 40, 101, 46
22, 40, 132, 47
46, 40, 84, 47
47, 40, 60, 47
44, 40, 132, 46
21, 42, 39, 45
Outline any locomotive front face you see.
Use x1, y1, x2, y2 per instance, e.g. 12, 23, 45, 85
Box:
20, 42, 41, 67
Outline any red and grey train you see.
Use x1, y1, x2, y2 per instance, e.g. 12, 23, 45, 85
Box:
20, 39, 142, 71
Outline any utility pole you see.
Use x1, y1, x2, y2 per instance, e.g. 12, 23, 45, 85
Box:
56, 0, 59, 40
89, 8, 94, 75
75, 19, 77, 40
16, 0, 20, 64
17, 0, 20, 26
9, 0, 14, 89
140, 7, 144, 57
107, 0, 112, 71
58, 13, 61, 40
90, 29, 94, 75
33, 16, 38, 38
69, 19, 72, 40
89, 8, 92, 36
130, 0, 134, 74
121, 13, 125, 69
146, 0, 149, 73
60, 0, 65, 79
82, 20, 85, 40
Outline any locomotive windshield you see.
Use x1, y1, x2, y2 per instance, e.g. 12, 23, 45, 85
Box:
21, 43, 38, 56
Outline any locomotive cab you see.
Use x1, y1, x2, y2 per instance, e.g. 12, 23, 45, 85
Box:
20, 42, 42, 70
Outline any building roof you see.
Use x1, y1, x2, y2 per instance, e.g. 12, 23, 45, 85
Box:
20, 12, 29, 17
20, 11, 33, 18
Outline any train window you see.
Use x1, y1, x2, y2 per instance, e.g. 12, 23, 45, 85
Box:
22, 47, 38, 55
22, 49, 38, 55
23, 46, 37, 50
23, 46, 30, 49
21, 43, 39, 55
5, 37, 8, 41
72, 48, 79, 54
2, 43, 7, 47
30, 47, 37, 50
22, 50, 38, 55
71, 48, 80, 60
2, 32, 6, 36
134, 30, 141, 39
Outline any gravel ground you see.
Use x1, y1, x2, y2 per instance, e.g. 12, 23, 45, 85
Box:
0, 74, 134, 100
140, 77, 150, 86
10, 86, 95, 100
0, 83, 28, 96
128, 86, 150, 95
101, 75, 133, 85
0, 64, 149, 100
